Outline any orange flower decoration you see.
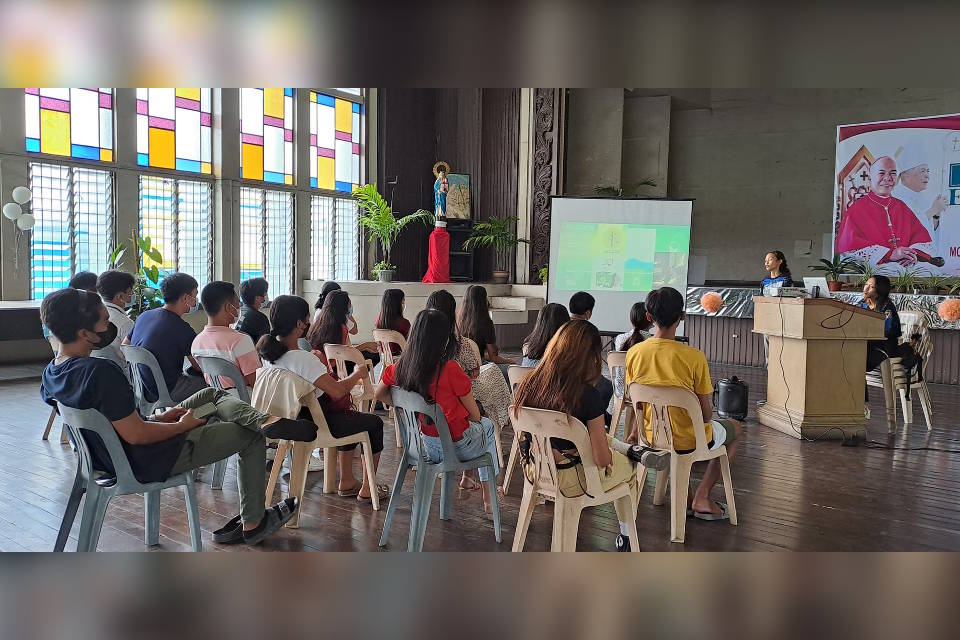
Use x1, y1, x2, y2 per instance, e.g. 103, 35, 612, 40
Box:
938, 298, 960, 323
700, 291, 723, 314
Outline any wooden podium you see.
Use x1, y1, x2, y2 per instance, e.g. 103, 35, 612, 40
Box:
753, 296, 885, 440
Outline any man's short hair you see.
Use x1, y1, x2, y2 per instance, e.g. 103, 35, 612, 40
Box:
569, 291, 596, 316
239, 277, 269, 306
41, 288, 104, 344
68, 271, 99, 292
201, 281, 238, 316
645, 287, 685, 328
96, 270, 136, 302
161, 272, 199, 304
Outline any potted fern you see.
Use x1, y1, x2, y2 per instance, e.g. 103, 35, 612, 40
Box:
354, 184, 433, 282
810, 255, 856, 292
463, 216, 528, 283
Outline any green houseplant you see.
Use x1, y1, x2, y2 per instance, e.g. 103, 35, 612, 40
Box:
463, 216, 529, 284
921, 274, 949, 295
354, 184, 433, 282
893, 266, 926, 294
107, 230, 165, 320
537, 265, 548, 285
810, 255, 856, 292
850, 260, 875, 288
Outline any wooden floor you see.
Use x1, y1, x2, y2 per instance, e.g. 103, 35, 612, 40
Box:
2, 363, 960, 552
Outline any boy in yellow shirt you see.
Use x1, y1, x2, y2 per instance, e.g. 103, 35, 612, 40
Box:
625, 287, 741, 521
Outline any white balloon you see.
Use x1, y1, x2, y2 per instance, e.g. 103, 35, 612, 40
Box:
2, 202, 22, 220
16, 213, 35, 230
12, 186, 32, 204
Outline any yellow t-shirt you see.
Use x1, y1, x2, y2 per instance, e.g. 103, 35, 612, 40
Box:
624, 338, 713, 451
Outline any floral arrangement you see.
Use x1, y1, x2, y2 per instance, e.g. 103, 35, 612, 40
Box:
700, 291, 723, 314
937, 298, 960, 323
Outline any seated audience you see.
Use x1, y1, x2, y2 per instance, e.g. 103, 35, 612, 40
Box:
521, 302, 570, 367
862, 275, 918, 400
512, 319, 668, 552
613, 301, 652, 398
92, 269, 136, 368
312, 281, 360, 339
127, 272, 208, 404
425, 289, 511, 488
39, 288, 316, 545
68, 271, 99, 293
192, 281, 262, 389
569, 291, 595, 321
375, 288, 410, 356
568, 290, 614, 417
260, 295, 386, 502
625, 286, 742, 521
458, 285, 516, 380
376, 309, 501, 515
236, 277, 271, 345
307, 290, 379, 369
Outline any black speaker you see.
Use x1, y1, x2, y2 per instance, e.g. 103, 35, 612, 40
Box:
446, 220, 473, 281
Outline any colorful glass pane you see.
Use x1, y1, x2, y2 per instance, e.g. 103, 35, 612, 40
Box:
137, 88, 212, 174
25, 88, 114, 161
240, 88, 295, 185
310, 90, 363, 192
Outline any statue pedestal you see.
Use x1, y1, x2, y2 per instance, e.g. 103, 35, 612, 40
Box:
422, 227, 450, 283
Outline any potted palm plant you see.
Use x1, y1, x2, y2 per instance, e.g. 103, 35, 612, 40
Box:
810, 255, 856, 292
354, 184, 433, 282
463, 216, 528, 284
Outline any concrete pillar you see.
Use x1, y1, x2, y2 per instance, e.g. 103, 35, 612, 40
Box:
515, 88, 534, 284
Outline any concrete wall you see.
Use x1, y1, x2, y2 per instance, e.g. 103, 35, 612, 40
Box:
564, 89, 624, 195
667, 89, 960, 282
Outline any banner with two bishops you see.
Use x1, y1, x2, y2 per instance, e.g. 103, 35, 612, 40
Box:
833, 113, 960, 275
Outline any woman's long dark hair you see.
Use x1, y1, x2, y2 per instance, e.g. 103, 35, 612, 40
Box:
376, 289, 405, 331
513, 320, 602, 418
523, 303, 569, 361
314, 280, 341, 311
457, 285, 493, 345
768, 250, 792, 282
622, 301, 653, 350
394, 309, 456, 403
872, 275, 892, 308
425, 289, 460, 354
307, 290, 350, 349
257, 295, 310, 363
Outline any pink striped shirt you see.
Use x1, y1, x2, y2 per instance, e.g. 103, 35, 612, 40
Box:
191, 326, 261, 389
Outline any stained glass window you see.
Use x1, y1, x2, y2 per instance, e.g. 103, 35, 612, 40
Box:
311, 194, 359, 281
136, 88, 212, 174
29, 162, 113, 299
25, 88, 114, 162
309, 91, 363, 192
240, 88, 294, 185
139, 176, 213, 290
240, 187, 294, 296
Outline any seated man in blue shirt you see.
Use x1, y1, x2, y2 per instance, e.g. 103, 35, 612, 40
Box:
126, 273, 209, 404
40, 288, 312, 545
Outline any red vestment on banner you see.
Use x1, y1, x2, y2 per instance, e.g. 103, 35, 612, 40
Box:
836, 194, 932, 263
422, 227, 450, 283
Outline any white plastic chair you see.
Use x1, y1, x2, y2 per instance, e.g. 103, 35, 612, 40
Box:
254, 367, 380, 527
373, 329, 407, 447
501, 365, 534, 496
628, 383, 738, 544
42, 335, 70, 444
607, 351, 631, 440
897, 311, 933, 431
195, 356, 252, 490
121, 344, 176, 416
509, 405, 639, 552
323, 343, 376, 414
865, 356, 908, 433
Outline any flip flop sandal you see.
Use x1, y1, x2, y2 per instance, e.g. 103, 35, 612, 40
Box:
358, 483, 390, 502
691, 501, 729, 521
243, 497, 299, 546
459, 477, 481, 491
337, 484, 362, 498
212, 514, 243, 544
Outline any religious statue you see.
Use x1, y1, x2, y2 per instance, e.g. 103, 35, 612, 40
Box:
423, 161, 452, 282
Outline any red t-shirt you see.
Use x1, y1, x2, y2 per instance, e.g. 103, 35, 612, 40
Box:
380, 360, 472, 440
376, 316, 411, 356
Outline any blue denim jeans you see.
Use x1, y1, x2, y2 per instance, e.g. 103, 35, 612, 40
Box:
422, 416, 500, 481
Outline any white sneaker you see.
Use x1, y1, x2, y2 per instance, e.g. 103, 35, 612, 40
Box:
307, 451, 324, 472
266, 446, 277, 463
864, 405, 871, 420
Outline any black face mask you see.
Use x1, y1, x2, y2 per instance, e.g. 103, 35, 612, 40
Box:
87, 322, 118, 349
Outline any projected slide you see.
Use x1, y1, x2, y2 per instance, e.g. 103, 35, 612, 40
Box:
554, 222, 690, 292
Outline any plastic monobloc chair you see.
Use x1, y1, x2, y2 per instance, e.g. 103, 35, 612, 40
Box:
121, 344, 176, 416
373, 329, 407, 447
196, 355, 253, 490
501, 365, 534, 496
379, 387, 501, 552
54, 405, 202, 552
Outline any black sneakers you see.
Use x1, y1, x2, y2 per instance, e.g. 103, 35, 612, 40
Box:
625, 445, 670, 471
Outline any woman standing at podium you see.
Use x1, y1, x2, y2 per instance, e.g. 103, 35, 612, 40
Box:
761, 251, 793, 291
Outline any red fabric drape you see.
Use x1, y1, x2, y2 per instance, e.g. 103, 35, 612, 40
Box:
422, 227, 450, 283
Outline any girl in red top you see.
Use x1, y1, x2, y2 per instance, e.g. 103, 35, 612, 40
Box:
376, 309, 501, 515
307, 290, 379, 370
374, 289, 410, 356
